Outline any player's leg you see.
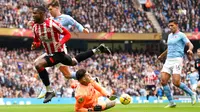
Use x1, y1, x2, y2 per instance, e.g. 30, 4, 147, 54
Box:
172, 63, 196, 105
73, 44, 111, 64
58, 64, 76, 79
172, 74, 196, 105
145, 85, 150, 101
95, 101, 116, 111
34, 53, 47, 63
34, 56, 57, 103
197, 81, 200, 101
34, 53, 48, 99
161, 72, 175, 108
160, 61, 176, 108
191, 84, 197, 92
197, 81, 200, 89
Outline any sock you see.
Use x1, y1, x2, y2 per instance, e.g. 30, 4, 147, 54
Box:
92, 48, 100, 54
46, 85, 53, 92
75, 50, 94, 63
37, 67, 50, 87
146, 95, 149, 100
163, 85, 174, 103
179, 82, 194, 96
70, 72, 76, 79
105, 101, 115, 110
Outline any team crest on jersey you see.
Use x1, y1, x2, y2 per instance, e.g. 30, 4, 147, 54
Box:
78, 97, 84, 103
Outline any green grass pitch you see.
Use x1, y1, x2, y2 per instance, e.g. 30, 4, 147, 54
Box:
0, 103, 199, 112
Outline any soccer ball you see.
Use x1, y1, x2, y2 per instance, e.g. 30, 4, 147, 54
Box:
119, 94, 131, 105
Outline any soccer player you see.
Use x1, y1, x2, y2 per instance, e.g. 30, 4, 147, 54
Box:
74, 69, 116, 112
35, 0, 111, 99
157, 19, 196, 108
35, 0, 110, 80
194, 48, 200, 88
186, 67, 199, 92
31, 6, 110, 103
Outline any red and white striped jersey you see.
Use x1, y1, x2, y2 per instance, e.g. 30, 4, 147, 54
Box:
144, 71, 157, 85
32, 18, 70, 54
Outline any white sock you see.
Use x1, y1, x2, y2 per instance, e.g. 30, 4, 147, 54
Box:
92, 49, 100, 54
70, 72, 76, 79
92, 49, 97, 53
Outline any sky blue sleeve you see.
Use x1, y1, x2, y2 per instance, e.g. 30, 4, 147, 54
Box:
64, 15, 84, 32
197, 73, 199, 80
186, 74, 189, 80
182, 33, 190, 44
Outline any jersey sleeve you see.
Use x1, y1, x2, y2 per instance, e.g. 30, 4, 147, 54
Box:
186, 74, 190, 80
32, 25, 41, 48
91, 81, 109, 97
64, 15, 84, 32
52, 19, 71, 45
182, 33, 190, 44
52, 19, 65, 34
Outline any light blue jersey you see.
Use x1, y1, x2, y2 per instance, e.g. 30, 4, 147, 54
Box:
53, 14, 84, 33
186, 72, 199, 85
167, 32, 190, 58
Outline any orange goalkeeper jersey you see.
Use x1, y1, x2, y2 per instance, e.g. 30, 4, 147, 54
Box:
74, 81, 108, 112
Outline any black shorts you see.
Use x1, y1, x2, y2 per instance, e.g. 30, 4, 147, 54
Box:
44, 52, 72, 67
145, 85, 156, 91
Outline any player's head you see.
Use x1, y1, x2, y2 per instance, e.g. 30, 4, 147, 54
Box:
168, 18, 178, 33
197, 48, 200, 57
47, 0, 61, 17
32, 6, 46, 23
76, 69, 91, 86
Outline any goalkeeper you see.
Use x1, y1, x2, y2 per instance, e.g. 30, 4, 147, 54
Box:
73, 69, 116, 112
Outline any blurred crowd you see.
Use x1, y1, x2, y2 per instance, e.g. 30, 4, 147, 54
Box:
0, 48, 195, 98
2, 0, 200, 33
153, 0, 200, 33
0, 0, 156, 33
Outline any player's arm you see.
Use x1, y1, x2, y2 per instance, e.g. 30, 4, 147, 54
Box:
182, 33, 194, 60
157, 49, 168, 61
65, 15, 89, 33
52, 20, 71, 48
91, 81, 109, 97
31, 27, 41, 50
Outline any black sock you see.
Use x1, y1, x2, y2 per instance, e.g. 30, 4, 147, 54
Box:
37, 67, 50, 86
146, 95, 149, 100
75, 50, 94, 63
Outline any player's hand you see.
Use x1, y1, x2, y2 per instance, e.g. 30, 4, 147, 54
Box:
187, 49, 193, 61
155, 56, 162, 64
83, 28, 89, 34
55, 42, 62, 49
187, 49, 193, 55
31, 42, 37, 50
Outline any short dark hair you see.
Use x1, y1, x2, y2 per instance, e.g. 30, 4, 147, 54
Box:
34, 5, 47, 13
47, 0, 60, 8
76, 69, 86, 80
169, 18, 178, 24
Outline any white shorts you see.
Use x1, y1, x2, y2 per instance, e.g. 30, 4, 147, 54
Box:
191, 84, 197, 90
161, 57, 183, 75
34, 45, 68, 68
